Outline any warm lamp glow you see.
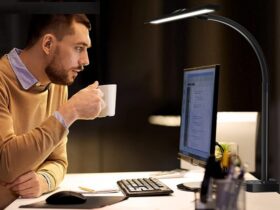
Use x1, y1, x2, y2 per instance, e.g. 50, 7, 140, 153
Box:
148, 115, 180, 127
149, 112, 258, 127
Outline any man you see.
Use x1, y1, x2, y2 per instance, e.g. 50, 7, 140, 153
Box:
0, 14, 105, 209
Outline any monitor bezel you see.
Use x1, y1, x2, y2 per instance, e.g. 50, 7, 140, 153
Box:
178, 64, 220, 167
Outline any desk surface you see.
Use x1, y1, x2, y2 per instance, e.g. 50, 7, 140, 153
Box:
5, 170, 280, 210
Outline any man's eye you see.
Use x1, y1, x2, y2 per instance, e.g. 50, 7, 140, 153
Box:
75, 47, 83, 52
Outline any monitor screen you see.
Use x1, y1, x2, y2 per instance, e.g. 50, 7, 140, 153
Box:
179, 65, 219, 167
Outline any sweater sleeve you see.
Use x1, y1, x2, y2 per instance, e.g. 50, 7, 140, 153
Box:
0, 116, 68, 183
0, 81, 69, 183
37, 134, 68, 191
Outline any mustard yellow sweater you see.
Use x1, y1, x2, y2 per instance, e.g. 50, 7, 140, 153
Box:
0, 55, 69, 209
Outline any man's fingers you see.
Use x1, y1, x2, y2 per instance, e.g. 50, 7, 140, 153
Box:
17, 187, 38, 198
89, 87, 103, 95
0, 180, 7, 186
7, 171, 42, 197
5, 171, 33, 188
85, 83, 104, 98
90, 81, 99, 88
11, 184, 33, 194
101, 99, 106, 110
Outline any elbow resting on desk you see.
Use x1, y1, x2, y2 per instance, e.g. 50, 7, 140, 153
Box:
0, 147, 31, 183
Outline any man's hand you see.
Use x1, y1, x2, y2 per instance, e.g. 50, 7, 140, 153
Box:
4, 171, 48, 198
59, 81, 105, 127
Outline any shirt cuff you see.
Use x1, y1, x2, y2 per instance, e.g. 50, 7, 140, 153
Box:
53, 111, 68, 129
37, 171, 52, 192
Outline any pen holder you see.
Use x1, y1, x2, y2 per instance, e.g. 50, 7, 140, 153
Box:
215, 178, 245, 210
195, 178, 245, 210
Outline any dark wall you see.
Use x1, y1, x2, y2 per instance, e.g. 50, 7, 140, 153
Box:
68, 0, 181, 172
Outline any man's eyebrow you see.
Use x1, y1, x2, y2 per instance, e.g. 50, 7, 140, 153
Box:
76, 42, 92, 48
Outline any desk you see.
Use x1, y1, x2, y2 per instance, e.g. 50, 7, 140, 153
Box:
5, 170, 280, 210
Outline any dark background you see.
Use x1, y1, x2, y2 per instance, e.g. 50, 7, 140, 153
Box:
1, 0, 280, 181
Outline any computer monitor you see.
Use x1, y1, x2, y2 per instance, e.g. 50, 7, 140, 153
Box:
178, 65, 220, 168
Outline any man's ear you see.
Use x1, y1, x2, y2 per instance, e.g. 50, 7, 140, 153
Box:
42, 34, 55, 55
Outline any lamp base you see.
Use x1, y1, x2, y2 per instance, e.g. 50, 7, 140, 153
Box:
245, 180, 279, 192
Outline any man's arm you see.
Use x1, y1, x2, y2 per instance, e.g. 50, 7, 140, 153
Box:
0, 115, 68, 183
3, 136, 68, 197
0, 81, 104, 190
36, 135, 68, 191
0, 77, 69, 183
3, 171, 49, 198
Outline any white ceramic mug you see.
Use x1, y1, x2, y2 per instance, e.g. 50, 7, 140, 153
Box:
98, 84, 117, 117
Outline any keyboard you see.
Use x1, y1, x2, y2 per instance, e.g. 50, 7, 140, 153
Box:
117, 177, 173, 197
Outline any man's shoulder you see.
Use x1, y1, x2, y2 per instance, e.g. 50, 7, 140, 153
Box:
0, 57, 10, 96
0, 55, 13, 78
0, 54, 21, 88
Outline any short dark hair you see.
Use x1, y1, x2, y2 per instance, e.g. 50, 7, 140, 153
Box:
25, 14, 91, 48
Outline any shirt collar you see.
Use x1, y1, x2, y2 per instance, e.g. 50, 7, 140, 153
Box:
7, 48, 39, 90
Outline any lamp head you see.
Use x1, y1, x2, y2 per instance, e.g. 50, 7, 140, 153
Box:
147, 4, 220, 24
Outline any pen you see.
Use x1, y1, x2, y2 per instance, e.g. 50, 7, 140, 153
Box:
79, 186, 95, 192
79, 186, 120, 194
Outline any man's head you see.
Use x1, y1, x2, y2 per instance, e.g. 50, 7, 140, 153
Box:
26, 14, 91, 49
26, 14, 92, 85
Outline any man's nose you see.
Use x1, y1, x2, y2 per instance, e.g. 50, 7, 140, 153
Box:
79, 51, 90, 68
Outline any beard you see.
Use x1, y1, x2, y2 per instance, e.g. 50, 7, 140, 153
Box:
45, 49, 78, 86
45, 63, 74, 86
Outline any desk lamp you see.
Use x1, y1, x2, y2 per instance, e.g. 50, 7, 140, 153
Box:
146, 4, 278, 192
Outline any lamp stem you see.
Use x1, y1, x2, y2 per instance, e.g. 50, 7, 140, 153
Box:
199, 14, 278, 192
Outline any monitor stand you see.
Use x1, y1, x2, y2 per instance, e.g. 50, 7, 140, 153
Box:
178, 159, 205, 192
177, 181, 201, 192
